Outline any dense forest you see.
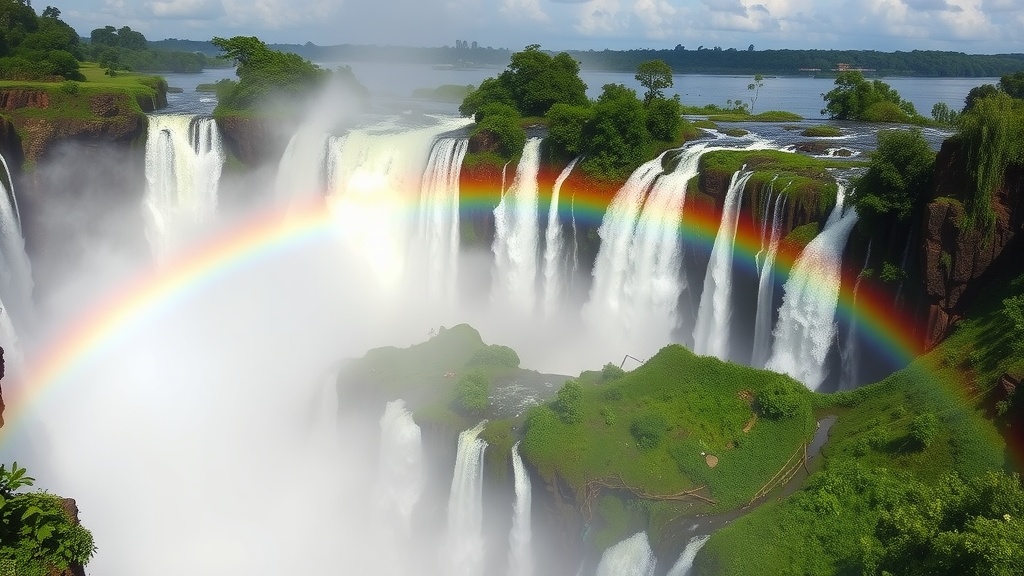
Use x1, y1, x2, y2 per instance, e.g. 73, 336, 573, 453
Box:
147, 38, 1024, 77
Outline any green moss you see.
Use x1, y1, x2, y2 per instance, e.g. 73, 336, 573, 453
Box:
708, 110, 803, 122
780, 222, 820, 254
800, 125, 843, 137
692, 119, 717, 129
722, 128, 748, 137
480, 418, 517, 482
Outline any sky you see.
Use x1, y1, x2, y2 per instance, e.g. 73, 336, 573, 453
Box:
59, 0, 1024, 53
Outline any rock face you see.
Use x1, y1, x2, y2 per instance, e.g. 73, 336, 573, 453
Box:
217, 114, 287, 167
920, 140, 1024, 349
0, 89, 51, 110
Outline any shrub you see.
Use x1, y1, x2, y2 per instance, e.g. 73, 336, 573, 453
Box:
474, 102, 519, 123
59, 80, 79, 95
601, 363, 626, 382
645, 95, 682, 141
467, 344, 521, 368
853, 129, 935, 232
1003, 295, 1024, 354
454, 370, 490, 416
909, 413, 939, 449
546, 102, 593, 157
755, 380, 807, 420
554, 379, 584, 424
630, 412, 667, 449
473, 113, 526, 160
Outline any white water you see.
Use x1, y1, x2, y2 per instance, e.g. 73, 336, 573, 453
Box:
0, 151, 34, 335
766, 185, 859, 390
542, 157, 579, 316
143, 114, 224, 259
377, 400, 425, 534
322, 116, 473, 292
274, 126, 330, 205
584, 156, 664, 326
417, 137, 468, 301
595, 532, 657, 576
839, 239, 872, 391
666, 534, 711, 576
508, 441, 533, 576
692, 169, 755, 360
751, 190, 787, 367
492, 137, 543, 312
445, 421, 489, 576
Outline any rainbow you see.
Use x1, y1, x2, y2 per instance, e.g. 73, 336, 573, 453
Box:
0, 166, 925, 445
0, 199, 334, 443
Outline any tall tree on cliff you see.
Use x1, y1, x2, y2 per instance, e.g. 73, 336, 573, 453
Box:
635, 59, 673, 105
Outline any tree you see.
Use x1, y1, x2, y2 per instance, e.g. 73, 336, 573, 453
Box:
581, 83, 649, 180
821, 71, 917, 122
41, 5, 59, 18
747, 73, 764, 113
853, 129, 935, 232
635, 59, 673, 105
454, 370, 490, 415
553, 379, 584, 424
962, 83, 998, 113
211, 36, 329, 111
546, 102, 593, 158
645, 95, 682, 141
459, 76, 515, 117
999, 71, 1024, 100
931, 101, 959, 126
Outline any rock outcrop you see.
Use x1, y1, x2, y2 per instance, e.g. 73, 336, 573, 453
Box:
920, 140, 1024, 349
217, 114, 287, 167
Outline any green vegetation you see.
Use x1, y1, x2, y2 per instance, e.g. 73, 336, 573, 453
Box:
800, 125, 842, 137
461, 47, 693, 180
84, 25, 225, 74
468, 344, 520, 368
0, 2, 83, 80
521, 344, 816, 511
932, 101, 960, 126
956, 92, 1024, 234
696, 269, 1024, 576
706, 110, 802, 122
454, 370, 490, 416
821, 71, 926, 123
0, 463, 95, 576
211, 36, 368, 116
635, 59, 673, 105
746, 73, 764, 113
852, 129, 936, 234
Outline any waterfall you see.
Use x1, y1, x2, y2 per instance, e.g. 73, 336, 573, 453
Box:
585, 156, 664, 323
143, 114, 224, 259
274, 127, 330, 205
542, 157, 580, 316
839, 239, 872, 391
618, 143, 718, 339
444, 421, 488, 576
508, 441, 533, 576
751, 190, 787, 367
492, 137, 543, 312
418, 137, 468, 300
595, 532, 656, 576
321, 117, 472, 290
0, 151, 34, 335
765, 185, 859, 390
692, 169, 755, 360
666, 534, 711, 576
376, 400, 425, 533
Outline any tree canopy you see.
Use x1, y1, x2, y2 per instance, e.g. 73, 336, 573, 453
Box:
0, 0, 83, 80
852, 129, 935, 232
821, 71, 923, 123
635, 59, 673, 105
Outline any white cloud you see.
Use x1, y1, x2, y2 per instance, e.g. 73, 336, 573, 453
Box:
575, 0, 626, 35
633, 0, 677, 38
147, 0, 225, 19
502, 0, 550, 23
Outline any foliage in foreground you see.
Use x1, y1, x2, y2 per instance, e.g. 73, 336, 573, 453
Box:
0, 2, 83, 81
852, 128, 936, 234
0, 463, 95, 576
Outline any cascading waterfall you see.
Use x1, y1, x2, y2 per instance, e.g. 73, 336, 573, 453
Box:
765, 184, 859, 390
595, 532, 657, 576
0, 150, 34, 336
692, 169, 756, 360
839, 239, 872, 391
751, 190, 787, 367
445, 421, 489, 576
665, 534, 711, 576
492, 137, 543, 312
274, 127, 330, 205
418, 137, 469, 300
320, 117, 473, 290
508, 441, 533, 576
143, 114, 224, 259
585, 156, 665, 323
542, 157, 579, 316
376, 400, 425, 534
618, 144, 712, 338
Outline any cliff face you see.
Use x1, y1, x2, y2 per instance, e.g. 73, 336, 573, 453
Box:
216, 114, 287, 167
920, 140, 1024, 349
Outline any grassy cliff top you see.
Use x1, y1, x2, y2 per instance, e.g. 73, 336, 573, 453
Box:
0, 62, 166, 118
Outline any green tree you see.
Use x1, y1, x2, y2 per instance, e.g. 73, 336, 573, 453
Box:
999, 71, 1024, 99
546, 102, 593, 158
747, 73, 764, 113
500, 45, 588, 116
645, 95, 682, 141
852, 129, 935, 232
454, 370, 490, 415
908, 412, 939, 448
459, 76, 516, 117
635, 59, 673, 105
932, 101, 960, 126
963, 83, 999, 113
821, 71, 918, 122
581, 83, 649, 180
553, 379, 584, 424
212, 36, 330, 112
957, 92, 1024, 233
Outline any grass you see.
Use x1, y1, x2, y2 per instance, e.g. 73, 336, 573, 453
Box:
694, 270, 1023, 576
521, 344, 816, 511
708, 110, 803, 122
801, 125, 843, 137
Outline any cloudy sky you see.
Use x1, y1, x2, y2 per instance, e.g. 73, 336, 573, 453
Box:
60, 0, 1023, 53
